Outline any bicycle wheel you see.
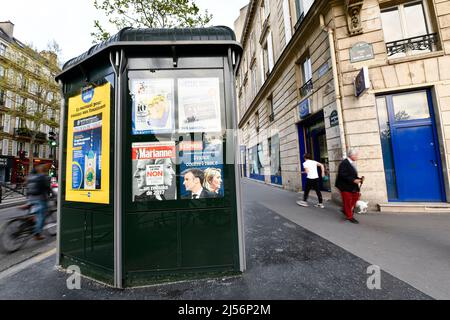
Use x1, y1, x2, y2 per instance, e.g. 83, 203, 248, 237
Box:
43, 210, 57, 236
0, 219, 30, 253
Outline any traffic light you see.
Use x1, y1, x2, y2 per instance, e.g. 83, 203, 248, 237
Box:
48, 131, 57, 147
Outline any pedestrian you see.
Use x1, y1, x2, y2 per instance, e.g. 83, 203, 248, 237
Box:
297, 153, 325, 208
335, 149, 364, 224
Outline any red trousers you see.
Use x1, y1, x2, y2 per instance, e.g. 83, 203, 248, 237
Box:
341, 191, 360, 219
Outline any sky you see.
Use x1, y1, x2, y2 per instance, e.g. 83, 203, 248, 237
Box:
0, 0, 249, 64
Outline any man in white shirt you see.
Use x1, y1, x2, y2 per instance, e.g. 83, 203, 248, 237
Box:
297, 153, 325, 208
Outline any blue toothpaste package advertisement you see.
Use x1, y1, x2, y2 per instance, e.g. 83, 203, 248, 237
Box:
72, 114, 103, 190
179, 139, 224, 199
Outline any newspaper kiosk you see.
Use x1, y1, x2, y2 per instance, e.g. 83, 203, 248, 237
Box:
55, 27, 244, 288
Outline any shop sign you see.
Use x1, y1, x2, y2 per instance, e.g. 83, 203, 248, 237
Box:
354, 66, 370, 97
299, 98, 311, 119
350, 42, 374, 63
329, 110, 339, 127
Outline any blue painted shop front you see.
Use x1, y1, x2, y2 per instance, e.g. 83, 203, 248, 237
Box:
297, 110, 331, 192
376, 89, 446, 202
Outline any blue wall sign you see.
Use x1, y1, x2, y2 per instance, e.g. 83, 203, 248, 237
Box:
354, 66, 370, 97
299, 98, 311, 119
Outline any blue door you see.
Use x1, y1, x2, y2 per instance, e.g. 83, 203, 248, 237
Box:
387, 90, 445, 202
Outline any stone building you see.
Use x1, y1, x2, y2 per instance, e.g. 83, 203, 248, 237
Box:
235, 0, 450, 211
0, 21, 61, 183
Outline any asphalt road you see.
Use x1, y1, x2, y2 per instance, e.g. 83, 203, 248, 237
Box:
0, 205, 56, 273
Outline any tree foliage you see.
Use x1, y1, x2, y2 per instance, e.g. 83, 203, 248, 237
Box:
92, 0, 213, 42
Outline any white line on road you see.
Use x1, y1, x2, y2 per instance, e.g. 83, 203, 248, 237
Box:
0, 248, 56, 281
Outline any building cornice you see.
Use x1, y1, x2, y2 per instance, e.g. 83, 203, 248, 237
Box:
240, 0, 259, 48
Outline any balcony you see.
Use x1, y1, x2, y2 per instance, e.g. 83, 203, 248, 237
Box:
14, 128, 47, 141
300, 79, 313, 97
386, 33, 440, 57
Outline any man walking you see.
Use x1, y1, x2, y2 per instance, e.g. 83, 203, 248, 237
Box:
297, 153, 325, 208
335, 149, 364, 224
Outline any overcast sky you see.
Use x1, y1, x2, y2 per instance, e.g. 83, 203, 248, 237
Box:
0, 0, 249, 64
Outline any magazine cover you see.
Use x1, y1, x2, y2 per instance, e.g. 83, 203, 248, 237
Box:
71, 114, 102, 190
179, 139, 224, 199
178, 78, 221, 133
132, 141, 177, 202
131, 79, 175, 135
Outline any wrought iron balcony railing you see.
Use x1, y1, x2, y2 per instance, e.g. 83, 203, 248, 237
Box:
386, 33, 439, 57
14, 128, 47, 140
300, 79, 313, 97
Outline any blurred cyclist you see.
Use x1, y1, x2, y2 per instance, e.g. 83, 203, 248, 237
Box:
26, 164, 51, 240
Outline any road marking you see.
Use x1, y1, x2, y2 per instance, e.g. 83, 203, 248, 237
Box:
0, 248, 56, 281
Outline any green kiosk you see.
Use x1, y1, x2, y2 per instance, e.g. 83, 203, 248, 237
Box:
55, 26, 245, 288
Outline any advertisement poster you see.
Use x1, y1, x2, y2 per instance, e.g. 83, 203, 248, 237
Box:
132, 141, 176, 202
179, 139, 223, 199
178, 78, 221, 133
131, 79, 175, 135
65, 83, 110, 204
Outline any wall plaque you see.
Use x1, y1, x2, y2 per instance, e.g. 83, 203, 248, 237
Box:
330, 110, 339, 127
350, 42, 374, 63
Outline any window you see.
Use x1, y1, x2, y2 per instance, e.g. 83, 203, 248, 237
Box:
283, 0, 292, 45
33, 144, 40, 157
269, 134, 282, 184
261, 32, 274, 80
249, 144, 264, 178
2, 139, 8, 156
0, 65, 4, 78
300, 56, 313, 97
29, 81, 38, 94
267, 95, 274, 122
18, 117, 26, 128
249, 32, 256, 57
16, 96, 24, 110
5, 92, 13, 108
17, 142, 25, 155
262, 0, 270, 21
0, 89, 5, 106
381, 1, 437, 58
255, 111, 260, 132
0, 43, 6, 56
251, 64, 257, 98
295, 0, 314, 22
392, 91, 430, 121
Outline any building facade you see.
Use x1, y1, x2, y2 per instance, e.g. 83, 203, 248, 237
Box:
0, 21, 61, 183
235, 0, 450, 210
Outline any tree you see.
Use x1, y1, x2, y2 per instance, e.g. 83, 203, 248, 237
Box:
0, 41, 61, 175
91, 0, 213, 42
